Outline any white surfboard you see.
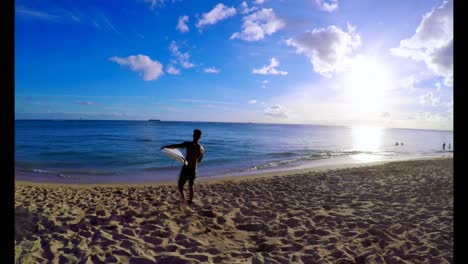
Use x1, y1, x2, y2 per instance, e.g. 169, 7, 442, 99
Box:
161, 148, 187, 165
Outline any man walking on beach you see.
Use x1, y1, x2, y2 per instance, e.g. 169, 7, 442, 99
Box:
161, 129, 204, 205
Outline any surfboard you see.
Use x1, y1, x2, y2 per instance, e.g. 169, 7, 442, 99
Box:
161, 148, 187, 165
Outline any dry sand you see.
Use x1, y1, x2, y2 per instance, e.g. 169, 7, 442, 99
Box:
15, 158, 453, 263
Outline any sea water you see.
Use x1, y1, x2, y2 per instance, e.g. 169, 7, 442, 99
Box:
15, 120, 453, 183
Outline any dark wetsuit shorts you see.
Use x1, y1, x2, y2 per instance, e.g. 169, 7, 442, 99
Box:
178, 165, 196, 187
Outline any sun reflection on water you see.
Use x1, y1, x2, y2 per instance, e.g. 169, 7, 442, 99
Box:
351, 126, 383, 162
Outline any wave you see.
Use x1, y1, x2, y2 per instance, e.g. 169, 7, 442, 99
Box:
18, 168, 80, 179
267, 152, 298, 158
245, 150, 398, 171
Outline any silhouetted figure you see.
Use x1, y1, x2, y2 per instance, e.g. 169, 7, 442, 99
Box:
443, 142, 446, 150
401, 142, 404, 145
161, 129, 204, 205
449, 143, 451, 150
395, 142, 399, 146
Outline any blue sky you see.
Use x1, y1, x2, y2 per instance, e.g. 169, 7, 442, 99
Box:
15, 0, 453, 130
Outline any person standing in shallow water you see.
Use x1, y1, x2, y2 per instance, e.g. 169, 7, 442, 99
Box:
443, 142, 446, 150
161, 129, 204, 205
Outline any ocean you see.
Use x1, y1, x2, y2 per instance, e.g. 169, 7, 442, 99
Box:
15, 120, 453, 183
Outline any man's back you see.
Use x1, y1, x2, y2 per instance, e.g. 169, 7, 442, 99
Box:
183, 141, 204, 167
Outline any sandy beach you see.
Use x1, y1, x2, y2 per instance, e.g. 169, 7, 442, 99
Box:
15, 158, 453, 263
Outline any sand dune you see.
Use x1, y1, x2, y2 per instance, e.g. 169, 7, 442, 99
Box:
15, 158, 453, 263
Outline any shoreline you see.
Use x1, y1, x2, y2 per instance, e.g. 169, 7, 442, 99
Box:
15, 155, 452, 188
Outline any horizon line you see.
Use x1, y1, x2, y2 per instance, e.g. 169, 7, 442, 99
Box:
14, 118, 454, 132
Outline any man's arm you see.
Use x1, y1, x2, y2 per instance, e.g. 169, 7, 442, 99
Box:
198, 147, 204, 163
160, 142, 187, 149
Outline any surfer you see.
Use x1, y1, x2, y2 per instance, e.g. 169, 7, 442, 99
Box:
160, 129, 204, 205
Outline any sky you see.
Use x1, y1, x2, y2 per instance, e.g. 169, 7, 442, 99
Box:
15, 0, 453, 130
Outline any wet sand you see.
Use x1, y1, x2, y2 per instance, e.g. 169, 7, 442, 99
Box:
15, 158, 453, 263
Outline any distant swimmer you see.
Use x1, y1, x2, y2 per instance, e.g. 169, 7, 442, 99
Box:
395, 142, 399, 146
401, 142, 404, 145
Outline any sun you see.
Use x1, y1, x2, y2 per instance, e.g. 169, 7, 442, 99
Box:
341, 55, 395, 114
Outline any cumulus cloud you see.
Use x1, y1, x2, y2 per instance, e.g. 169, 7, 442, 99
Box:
167, 66, 180, 75
176, 15, 189, 33
248, 100, 257, 104
144, 0, 159, 10
314, 0, 338, 12
390, 0, 453, 86
286, 23, 361, 78
264, 105, 289, 118
261, 80, 269, 88
231, 8, 285, 42
204, 67, 220, 74
253, 58, 288, 75
419, 92, 440, 106
75, 101, 94, 105
240, 2, 257, 14
109, 55, 163, 81
254, 0, 267, 4
196, 3, 236, 29
169, 41, 195, 69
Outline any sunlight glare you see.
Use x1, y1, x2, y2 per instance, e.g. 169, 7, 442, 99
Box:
343, 56, 395, 113
351, 125, 383, 162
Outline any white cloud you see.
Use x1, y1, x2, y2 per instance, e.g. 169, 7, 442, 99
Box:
398, 75, 418, 93
181, 61, 195, 68
240, 2, 257, 14
169, 41, 195, 69
435, 82, 443, 91
286, 23, 361, 78
178, 99, 234, 106
248, 100, 257, 104
253, 58, 288, 75
410, 111, 446, 122
204, 68, 220, 74
419, 91, 440, 106
75, 101, 94, 105
254, 0, 267, 4
261, 80, 269, 88
390, 0, 453, 86
231, 8, 285, 42
144, 0, 159, 10
16, 6, 59, 20
381, 112, 391, 118
167, 66, 180, 75
196, 3, 237, 29
314, 0, 338, 12
446, 100, 453, 114
264, 105, 289, 119
176, 15, 189, 33
109, 55, 163, 81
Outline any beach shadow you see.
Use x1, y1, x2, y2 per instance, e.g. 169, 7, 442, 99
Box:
15, 207, 53, 243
